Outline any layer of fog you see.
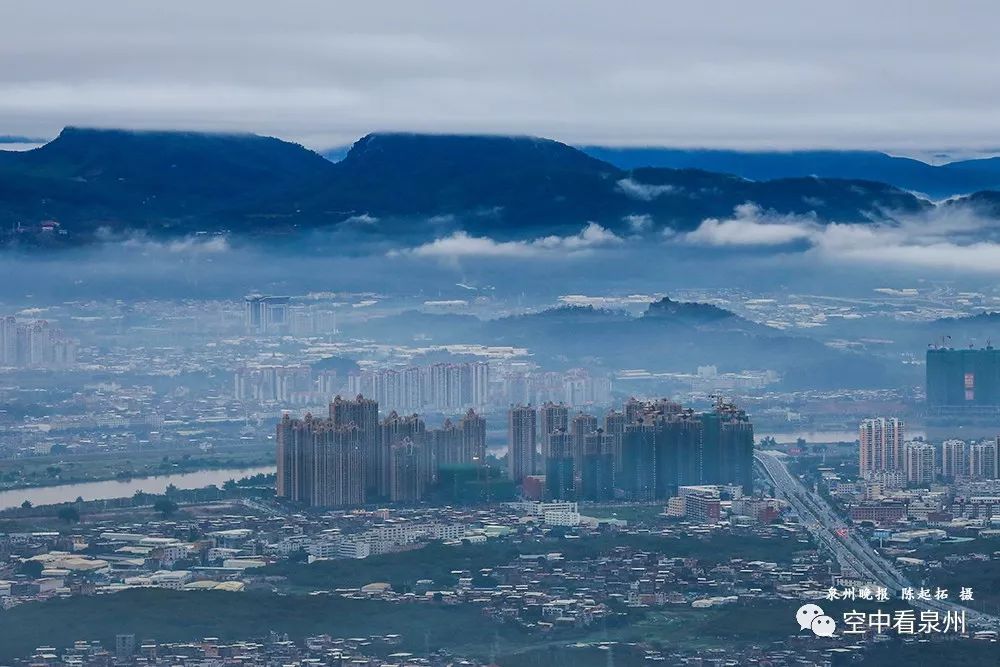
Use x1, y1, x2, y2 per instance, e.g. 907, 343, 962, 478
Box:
5, 206, 1000, 310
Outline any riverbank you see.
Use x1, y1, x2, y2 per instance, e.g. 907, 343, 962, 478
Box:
0, 465, 276, 511
0, 441, 275, 492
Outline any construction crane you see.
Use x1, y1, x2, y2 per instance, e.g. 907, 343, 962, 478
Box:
930, 334, 952, 350
708, 393, 737, 412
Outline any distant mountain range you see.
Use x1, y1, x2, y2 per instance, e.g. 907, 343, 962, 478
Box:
580, 147, 1000, 198
0, 135, 48, 144
2, 127, 1000, 247
348, 298, 899, 390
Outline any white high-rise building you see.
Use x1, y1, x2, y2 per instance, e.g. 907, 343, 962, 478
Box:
903, 441, 935, 487
344, 362, 489, 413
0, 316, 76, 369
859, 417, 904, 477
969, 439, 999, 479
467, 361, 490, 407
0, 316, 16, 365
243, 295, 290, 334
402, 366, 424, 411
941, 439, 968, 480
26, 320, 51, 367
233, 365, 312, 402
562, 368, 612, 407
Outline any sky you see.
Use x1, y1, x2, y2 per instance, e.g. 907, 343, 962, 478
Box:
3, 1, 1000, 153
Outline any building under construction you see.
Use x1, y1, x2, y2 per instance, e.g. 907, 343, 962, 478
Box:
926, 346, 1000, 422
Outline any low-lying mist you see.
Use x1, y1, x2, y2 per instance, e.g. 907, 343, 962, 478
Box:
5, 202, 1000, 305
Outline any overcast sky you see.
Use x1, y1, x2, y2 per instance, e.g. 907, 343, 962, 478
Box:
3, 1, 1000, 152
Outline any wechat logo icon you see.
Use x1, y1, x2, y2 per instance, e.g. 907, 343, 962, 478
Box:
796, 603, 837, 637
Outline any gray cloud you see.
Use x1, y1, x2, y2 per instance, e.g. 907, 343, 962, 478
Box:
2, 1, 1000, 151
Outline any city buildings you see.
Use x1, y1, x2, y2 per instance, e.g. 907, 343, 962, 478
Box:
544, 429, 574, 501
231, 358, 619, 419
912, 438, 999, 482
0, 316, 77, 368
669, 485, 723, 523
941, 439, 968, 480
858, 417, 904, 477
926, 346, 1000, 423
234, 365, 313, 403
458, 408, 487, 465
0, 501, 830, 667
389, 437, 428, 503
507, 405, 537, 483
276, 393, 754, 509
927, 345, 1000, 406
500, 367, 612, 408
618, 400, 754, 500
562, 368, 613, 406
243, 295, 291, 335
278, 396, 490, 507
539, 402, 568, 461
969, 439, 999, 479
275, 412, 365, 507
428, 418, 462, 468
902, 441, 935, 487
427, 410, 487, 470
331, 395, 380, 495
379, 412, 427, 498
580, 429, 615, 501
347, 362, 490, 412
569, 412, 598, 482
603, 409, 625, 466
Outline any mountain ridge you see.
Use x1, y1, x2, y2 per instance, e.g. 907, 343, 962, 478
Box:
0, 127, 994, 248
345, 297, 895, 390
579, 146, 1000, 197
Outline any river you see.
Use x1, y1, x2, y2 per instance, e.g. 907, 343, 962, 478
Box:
0, 465, 276, 511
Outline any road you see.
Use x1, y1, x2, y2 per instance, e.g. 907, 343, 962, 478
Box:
754, 449, 999, 630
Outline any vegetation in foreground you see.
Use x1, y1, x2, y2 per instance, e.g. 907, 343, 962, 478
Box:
260, 531, 814, 593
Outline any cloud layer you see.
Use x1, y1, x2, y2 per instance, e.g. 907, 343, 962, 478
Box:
684, 203, 817, 246
3, 1, 1000, 151
392, 223, 623, 258
616, 178, 679, 201
684, 202, 1000, 273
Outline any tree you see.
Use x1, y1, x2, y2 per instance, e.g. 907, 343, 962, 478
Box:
20, 500, 32, 509
471, 573, 499, 588
153, 498, 179, 517
57, 507, 81, 524
18, 560, 44, 578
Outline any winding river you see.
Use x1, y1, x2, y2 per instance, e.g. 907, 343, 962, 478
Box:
0, 465, 276, 511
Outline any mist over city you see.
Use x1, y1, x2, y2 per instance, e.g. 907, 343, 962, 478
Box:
2, 3, 1000, 667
